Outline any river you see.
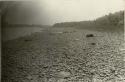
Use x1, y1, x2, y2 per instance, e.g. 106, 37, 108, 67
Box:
2, 27, 44, 41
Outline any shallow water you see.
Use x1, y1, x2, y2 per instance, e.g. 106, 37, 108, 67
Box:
2, 27, 43, 41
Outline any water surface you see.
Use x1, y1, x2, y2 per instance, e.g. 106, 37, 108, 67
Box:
2, 27, 43, 41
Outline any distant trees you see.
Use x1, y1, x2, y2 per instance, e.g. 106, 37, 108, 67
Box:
53, 11, 124, 30
95, 11, 124, 26
0, 1, 39, 27
0, 1, 18, 27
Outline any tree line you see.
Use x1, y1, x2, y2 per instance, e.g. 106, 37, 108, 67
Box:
53, 11, 124, 31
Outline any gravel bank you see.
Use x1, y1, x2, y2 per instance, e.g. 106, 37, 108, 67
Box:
2, 27, 125, 82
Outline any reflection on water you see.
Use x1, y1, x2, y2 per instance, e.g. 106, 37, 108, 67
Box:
2, 27, 43, 41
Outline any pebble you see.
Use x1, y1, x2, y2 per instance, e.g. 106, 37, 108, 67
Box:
58, 71, 71, 78
57, 79, 66, 82
26, 75, 33, 80
75, 39, 80, 41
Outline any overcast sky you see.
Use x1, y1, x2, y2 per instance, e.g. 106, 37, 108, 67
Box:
35, 0, 124, 25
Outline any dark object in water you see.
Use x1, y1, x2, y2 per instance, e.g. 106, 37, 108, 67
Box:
86, 34, 94, 37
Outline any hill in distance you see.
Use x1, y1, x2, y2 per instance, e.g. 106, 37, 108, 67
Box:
53, 11, 124, 32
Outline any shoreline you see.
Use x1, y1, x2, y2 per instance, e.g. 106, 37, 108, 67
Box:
2, 27, 125, 82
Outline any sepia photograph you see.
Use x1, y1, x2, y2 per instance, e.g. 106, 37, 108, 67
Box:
1, 0, 125, 82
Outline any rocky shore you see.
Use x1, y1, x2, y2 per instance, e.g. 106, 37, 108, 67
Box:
2, 27, 125, 82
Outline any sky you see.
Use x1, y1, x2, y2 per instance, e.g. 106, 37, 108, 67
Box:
6, 0, 124, 25
34, 0, 124, 25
